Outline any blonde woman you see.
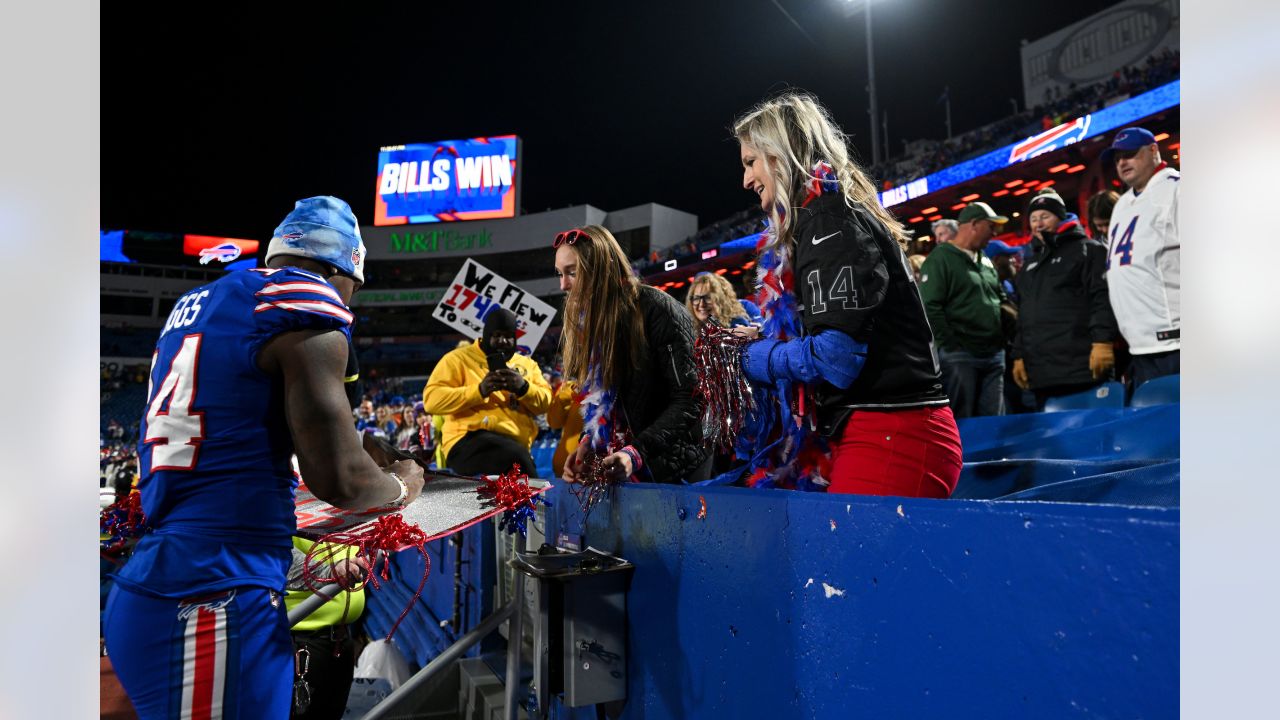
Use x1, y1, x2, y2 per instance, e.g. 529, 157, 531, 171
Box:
552, 225, 709, 484
685, 271, 754, 329
733, 91, 961, 498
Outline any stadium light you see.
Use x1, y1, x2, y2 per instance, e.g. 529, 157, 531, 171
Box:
908, 215, 924, 223
836, 0, 883, 164
921, 206, 938, 214
928, 214, 942, 221
1004, 180, 1023, 188
1065, 165, 1086, 173
1049, 163, 1070, 173
1154, 132, 1170, 142
1013, 188, 1031, 196
992, 189, 1010, 197
950, 202, 966, 211
961, 193, 980, 201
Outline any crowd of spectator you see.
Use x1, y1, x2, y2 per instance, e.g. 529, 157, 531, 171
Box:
632, 207, 768, 276
101, 362, 146, 504
871, 49, 1179, 189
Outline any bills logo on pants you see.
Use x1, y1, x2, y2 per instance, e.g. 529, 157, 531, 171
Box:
104, 584, 291, 719
175, 591, 236, 719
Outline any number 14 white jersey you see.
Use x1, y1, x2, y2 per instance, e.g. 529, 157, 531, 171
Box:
1105, 164, 1180, 354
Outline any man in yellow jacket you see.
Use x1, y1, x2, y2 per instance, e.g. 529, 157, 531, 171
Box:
423, 308, 552, 476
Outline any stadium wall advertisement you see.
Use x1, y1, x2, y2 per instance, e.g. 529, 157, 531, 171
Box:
374, 135, 521, 225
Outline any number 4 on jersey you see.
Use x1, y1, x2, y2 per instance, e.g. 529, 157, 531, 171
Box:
1109, 216, 1138, 269
144, 334, 206, 470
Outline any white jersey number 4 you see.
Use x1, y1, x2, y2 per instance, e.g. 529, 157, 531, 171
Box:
143, 334, 206, 471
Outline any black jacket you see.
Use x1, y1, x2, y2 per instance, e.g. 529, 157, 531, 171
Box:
1012, 219, 1119, 389
617, 285, 709, 483
790, 194, 948, 428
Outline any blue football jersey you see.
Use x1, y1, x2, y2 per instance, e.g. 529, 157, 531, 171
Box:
115, 267, 354, 598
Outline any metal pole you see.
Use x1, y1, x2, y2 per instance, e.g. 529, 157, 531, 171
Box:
504, 566, 526, 720
945, 87, 953, 141
285, 582, 344, 627
361, 599, 517, 720
882, 110, 889, 163
866, 1, 881, 166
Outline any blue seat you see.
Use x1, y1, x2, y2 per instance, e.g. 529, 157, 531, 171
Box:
1042, 381, 1126, 413
1130, 374, 1179, 408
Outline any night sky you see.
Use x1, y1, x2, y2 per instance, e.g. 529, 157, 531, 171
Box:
102, 0, 1120, 239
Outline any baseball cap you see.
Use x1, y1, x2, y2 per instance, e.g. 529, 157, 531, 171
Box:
957, 201, 1008, 225
1100, 127, 1157, 165
266, 196, 367, 283
983, 239, 1021, 259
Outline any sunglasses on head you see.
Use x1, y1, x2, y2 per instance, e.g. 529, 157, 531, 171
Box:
553, 228, 591, 248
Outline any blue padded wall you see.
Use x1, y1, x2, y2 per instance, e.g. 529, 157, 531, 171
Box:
543, 484, 1178, 719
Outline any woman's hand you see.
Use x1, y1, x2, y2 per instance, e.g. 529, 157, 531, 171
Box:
731, 324, 761, 340
600, 451, 633, 481
561, 442, 591, 484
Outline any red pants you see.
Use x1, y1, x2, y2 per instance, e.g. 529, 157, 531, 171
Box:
827, 405, 963, 499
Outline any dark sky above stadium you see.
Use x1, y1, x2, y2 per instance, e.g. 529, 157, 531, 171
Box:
102, 0, 1119, 239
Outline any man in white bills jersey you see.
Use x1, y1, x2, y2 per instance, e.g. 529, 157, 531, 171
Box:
1100, 126, 1180, 393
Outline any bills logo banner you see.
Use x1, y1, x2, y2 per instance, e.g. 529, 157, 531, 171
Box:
198, 242, 243, 264
375, 135, 520, 225
1009, 115, 1092, 164
433, 258, 555, 354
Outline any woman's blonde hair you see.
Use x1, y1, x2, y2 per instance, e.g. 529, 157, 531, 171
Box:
733, 91, 909, 253
685, 272, 748, 327
557, 225, 646, 390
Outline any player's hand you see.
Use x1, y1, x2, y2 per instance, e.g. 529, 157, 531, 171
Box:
731, 325, 761, 340
601, 451, 633, 481
1012, 358, 1030, 390
561, 442, 590, 484
479, 372, 504, 397
385, 458, 425, 505
1088, 342, 1115, 379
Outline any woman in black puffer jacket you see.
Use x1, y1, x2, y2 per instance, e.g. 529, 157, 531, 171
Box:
1011, 188, 1121, 409
552, 225, 709, 484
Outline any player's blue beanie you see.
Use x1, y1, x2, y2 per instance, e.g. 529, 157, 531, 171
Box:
266, 196, 366, 283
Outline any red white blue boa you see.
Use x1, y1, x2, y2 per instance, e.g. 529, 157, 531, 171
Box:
577, 360, 617, 454
732, 161, 839, 491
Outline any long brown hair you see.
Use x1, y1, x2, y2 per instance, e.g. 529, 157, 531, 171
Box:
733, 91, 909, 253
557, 225, 646, 390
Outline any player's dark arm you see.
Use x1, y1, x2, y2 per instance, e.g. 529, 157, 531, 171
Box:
260, 329, 421, 510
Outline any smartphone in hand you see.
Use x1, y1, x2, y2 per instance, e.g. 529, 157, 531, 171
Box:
486, 352, 508, 372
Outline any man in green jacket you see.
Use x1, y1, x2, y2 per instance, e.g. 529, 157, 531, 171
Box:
918, 202, 1010, 418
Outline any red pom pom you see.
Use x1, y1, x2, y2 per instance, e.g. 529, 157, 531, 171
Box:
306, 514, 432, 641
